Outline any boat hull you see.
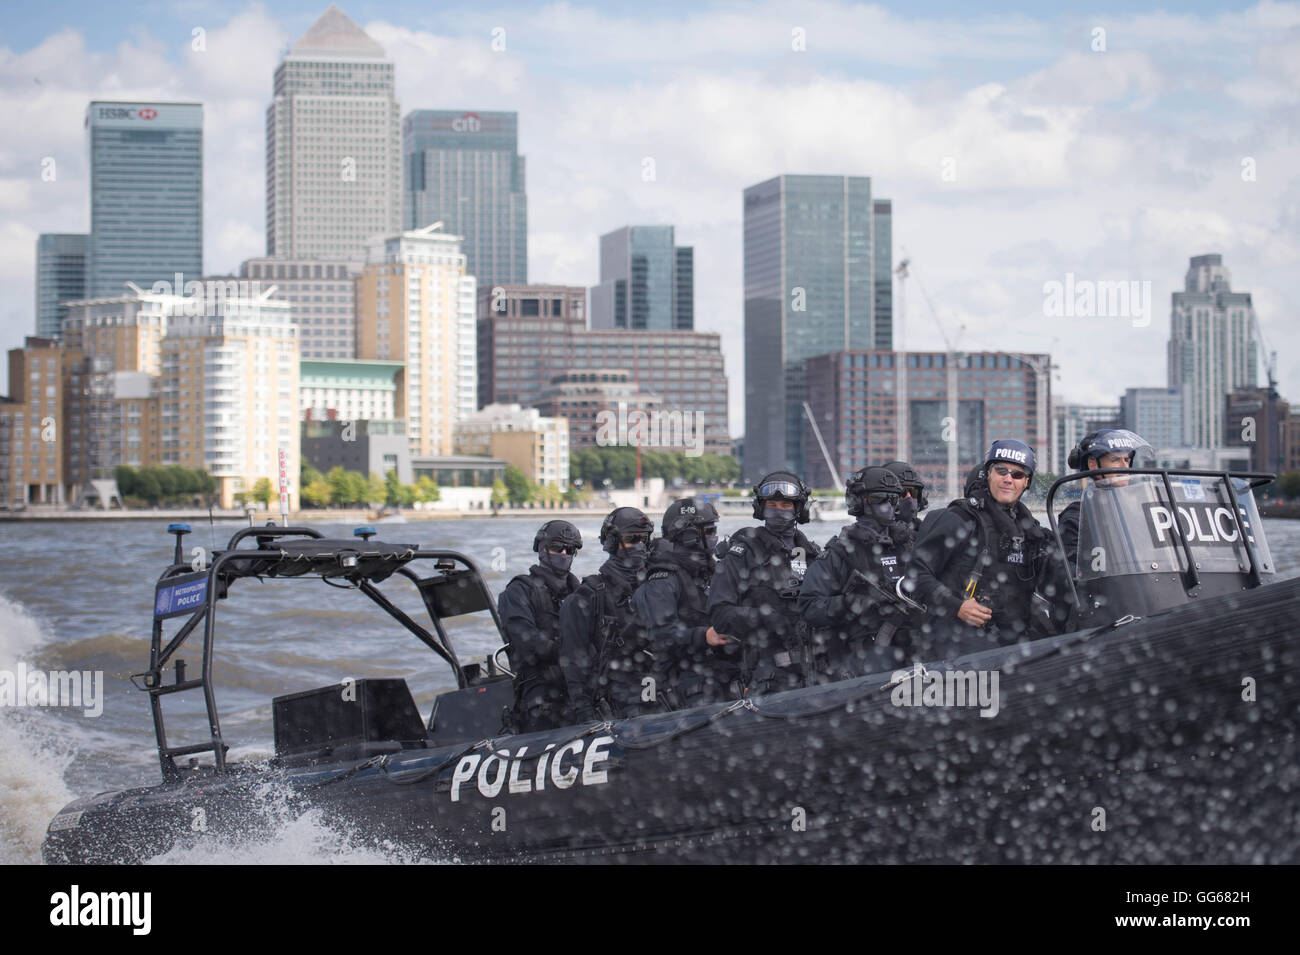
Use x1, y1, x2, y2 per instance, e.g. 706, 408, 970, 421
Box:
44, 577, 1300, 864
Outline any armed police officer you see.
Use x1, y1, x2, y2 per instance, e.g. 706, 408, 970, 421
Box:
634, 498, 739, 708
559, 507, 656, 722
904, 440, 1073, 659
1057, 429, 1153, 572
708, 472, 822, 695
882, 460, 929, 544
498, 520, 582, 732
798, 467, 922, 680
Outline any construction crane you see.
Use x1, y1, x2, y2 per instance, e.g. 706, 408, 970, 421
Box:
895, 252, 966, 500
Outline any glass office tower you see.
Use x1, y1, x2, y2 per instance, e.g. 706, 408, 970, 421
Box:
85, 102, 202, 298
35, 233, 87, 338
742, 174, 891, 481
404, 109, 527, 290
590, 225, 693, 330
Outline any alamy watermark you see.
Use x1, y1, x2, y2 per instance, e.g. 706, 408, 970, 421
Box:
1042, 273, 1152, 327
0, 663, 104, 717
594, 401, 705, 457
136, 274, 271, 317
889, 666, 1001, 718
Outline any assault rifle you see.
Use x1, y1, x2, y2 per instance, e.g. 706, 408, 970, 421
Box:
847, 570, 927, 616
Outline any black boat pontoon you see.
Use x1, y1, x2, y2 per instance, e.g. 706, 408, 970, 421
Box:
43, 468, 1300, 864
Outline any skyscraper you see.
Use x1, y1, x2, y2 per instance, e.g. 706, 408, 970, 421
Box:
35, 233, 87, 339
355, 225, 477, 457
404, 110, 527, 289
742, 174, 891, 480
872, 200, 893, 350
1119, 387, 1183, 450
1167, 254, 1258, 449
85, 102, 202, 298
590, 226, 694, 330
266, 5, 401, 260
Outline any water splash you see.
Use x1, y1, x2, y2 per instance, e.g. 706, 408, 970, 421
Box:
0, 595, 76, 864
144, 779, 450, 865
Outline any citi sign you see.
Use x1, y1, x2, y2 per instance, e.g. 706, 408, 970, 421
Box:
97, 107, 158, 120
1142, 501, 1243, 549
451, 112, 481, 132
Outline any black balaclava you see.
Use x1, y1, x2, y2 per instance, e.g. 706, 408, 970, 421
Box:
538, 549, 573, 578
763, 504, 797, 547
897, 495, 919, 523
858, 498, 897, 528
673, 528, 715, 573
606, 540, 648, 590
850, 498, 896, 546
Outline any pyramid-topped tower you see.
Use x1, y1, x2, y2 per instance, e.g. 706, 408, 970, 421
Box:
266, 5, 401, 260
289, 3, 387, 58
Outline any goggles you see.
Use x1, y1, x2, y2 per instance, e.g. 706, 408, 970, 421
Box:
991, 464, 1029, 481
757, 481, 803, 500
545, 544, 577, 555
863, 491, 900, 506
619, 533, 650, 546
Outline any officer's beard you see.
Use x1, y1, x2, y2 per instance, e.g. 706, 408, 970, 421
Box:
763, 505, 797, 547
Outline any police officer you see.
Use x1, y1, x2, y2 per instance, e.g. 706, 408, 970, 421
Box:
708, 471, 822, 695
634, 498, 738, 709
904, 440, 1073, 660
498, 520, 582, 732
882, 460, 929, 543
1058, 429, 1153, 571
798, 467, 920, 680
559, 507, 656, 722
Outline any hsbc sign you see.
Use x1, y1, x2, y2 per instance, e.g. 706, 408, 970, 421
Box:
96, 106, 159, 120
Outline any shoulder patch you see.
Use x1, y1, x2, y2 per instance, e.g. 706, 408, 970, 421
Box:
729, 543, 746, 555
648, 570, 671, 580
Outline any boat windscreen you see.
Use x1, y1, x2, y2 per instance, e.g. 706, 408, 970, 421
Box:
1075, 474, 1274, 582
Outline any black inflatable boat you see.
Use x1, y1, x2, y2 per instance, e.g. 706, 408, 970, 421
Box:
42, 468, 1299, 864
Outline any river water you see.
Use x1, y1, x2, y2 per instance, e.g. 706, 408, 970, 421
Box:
2, 514, 1298, 863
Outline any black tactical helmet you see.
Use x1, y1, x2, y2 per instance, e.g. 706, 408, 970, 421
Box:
662, 497, 720, 543
1067, 429, 1152, 471
984, 438, 1036, 476
598, 506, 654, 555
532, 519, 582, 554
882, 460, 928, 510
751, 471, 811, 524
844, 466, 904, 517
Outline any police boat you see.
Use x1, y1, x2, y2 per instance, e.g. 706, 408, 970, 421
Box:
43, 467, 1299, 864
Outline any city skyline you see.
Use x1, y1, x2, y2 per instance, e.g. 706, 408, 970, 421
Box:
3, 1, 1298, 441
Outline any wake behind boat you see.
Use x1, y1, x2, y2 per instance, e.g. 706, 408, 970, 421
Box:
42, 468, 1300, 864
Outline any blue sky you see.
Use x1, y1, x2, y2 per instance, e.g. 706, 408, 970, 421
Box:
2, 0, 1298, 438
